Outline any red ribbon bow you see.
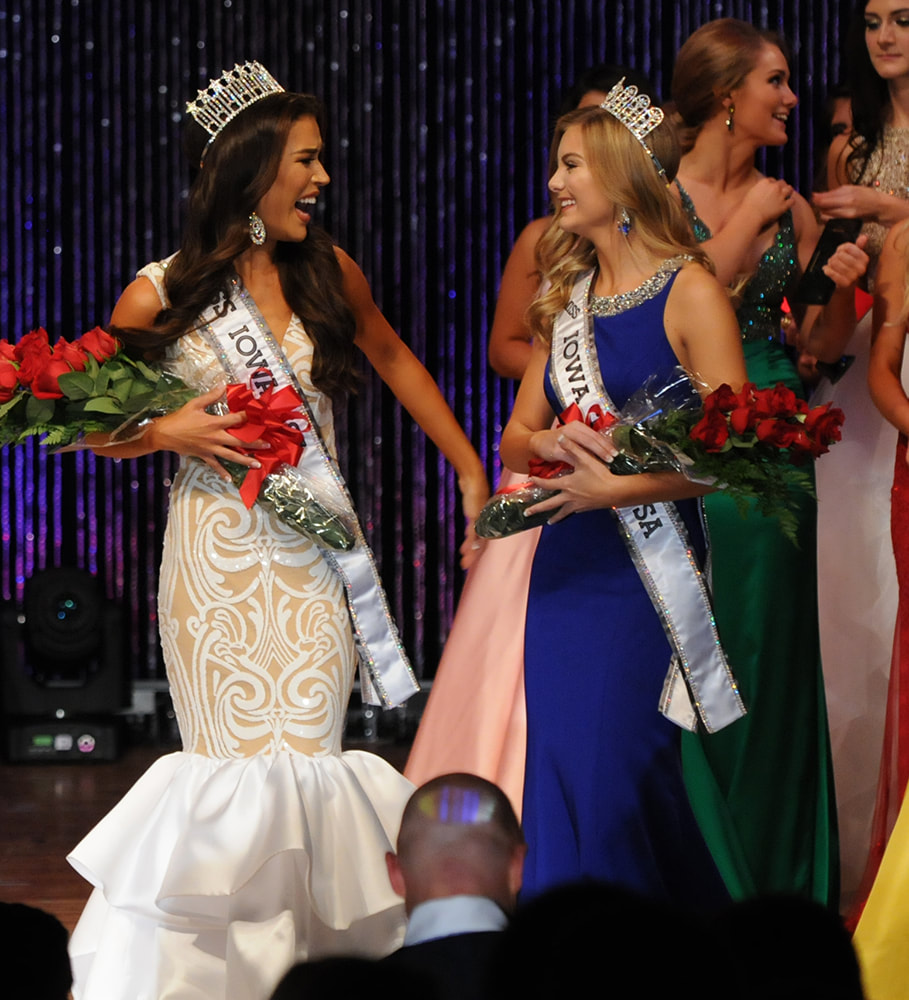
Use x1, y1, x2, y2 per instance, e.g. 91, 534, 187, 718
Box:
526, 402, 617, 479
225, 382, 307, 507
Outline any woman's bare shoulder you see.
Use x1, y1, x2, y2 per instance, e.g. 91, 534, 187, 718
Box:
109, 276, 164, 328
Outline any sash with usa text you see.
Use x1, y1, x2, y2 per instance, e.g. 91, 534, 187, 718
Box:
548, 270, 744, 733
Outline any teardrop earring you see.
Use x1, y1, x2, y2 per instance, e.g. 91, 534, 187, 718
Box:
725, 104, 735, 132
249, 212, 267, 246
616, 208, 632, 236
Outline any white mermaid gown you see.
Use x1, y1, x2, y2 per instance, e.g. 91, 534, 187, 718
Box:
67, 262, 412, 1000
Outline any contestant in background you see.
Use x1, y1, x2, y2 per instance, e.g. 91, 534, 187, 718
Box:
671, 17, 868, 907
65, 65, 487, 1000
854, 217, 909, 1000
500, 88, 747, 902
405, 64, 649, 816
811, 0, 909, 913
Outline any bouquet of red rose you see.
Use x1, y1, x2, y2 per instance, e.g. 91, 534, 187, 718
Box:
0, 327, 356, 550
476, 368, 844, 545
0, 326, 195, 446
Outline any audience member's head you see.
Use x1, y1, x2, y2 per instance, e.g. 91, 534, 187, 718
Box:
711, 894, 866, 999
0, 901, 73, 1000
386, 773, 526, 916
269, 955, 434, 1000
486, 880, 718, 1000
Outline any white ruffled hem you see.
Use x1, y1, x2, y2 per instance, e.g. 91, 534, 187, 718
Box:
67, 749, 412, 1000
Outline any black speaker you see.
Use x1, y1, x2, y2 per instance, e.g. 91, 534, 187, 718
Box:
1, 568, 128, 760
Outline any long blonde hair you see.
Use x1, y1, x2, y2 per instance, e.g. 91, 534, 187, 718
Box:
527, 106, 711, 343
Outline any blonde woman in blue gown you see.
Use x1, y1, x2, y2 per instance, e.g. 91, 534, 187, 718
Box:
500, 85, 749, 902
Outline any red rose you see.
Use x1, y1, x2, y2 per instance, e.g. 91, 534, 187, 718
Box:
53, 336, 88, 372
30, 354, 75, 399
729, 403, 759, 435
802, 404, 845, 456
689, 409, 730, 452
14, 328, 53, 387
0, 357, 19, 403
704, 384, 739, 414
804, 403, 844, 443
0, 340, 15, 361
755, 418, 811, 451
734, 382, 758, 409
765, 384, 800, 418
78, 326, 120, 362
749, 386, 778, 419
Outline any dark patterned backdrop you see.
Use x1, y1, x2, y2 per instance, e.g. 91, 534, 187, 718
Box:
0, 0, 855, 679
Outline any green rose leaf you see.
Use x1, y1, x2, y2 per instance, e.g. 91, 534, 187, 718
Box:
94, 368, 111, 394
0, 394, 26, 419
133, 358, 161, 382
25, 395, 57, 425
120, 390, 158, 413
82, 396, 127, 415
101, 361, 128, 379
109, 379, 136, 404
57, 371, 97, 400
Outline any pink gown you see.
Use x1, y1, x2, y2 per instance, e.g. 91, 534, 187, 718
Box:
404, 467, 537, 817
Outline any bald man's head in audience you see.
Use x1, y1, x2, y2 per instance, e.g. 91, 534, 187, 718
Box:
386, 773, 526, 915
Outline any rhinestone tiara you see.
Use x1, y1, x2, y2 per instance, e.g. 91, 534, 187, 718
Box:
186, 61, 285, 145
598, 77, 668, 183
599, 77, 665, 141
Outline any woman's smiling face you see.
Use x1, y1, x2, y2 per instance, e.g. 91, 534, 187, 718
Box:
254, 116, 330, 244
549, 125, 614, 239
728, 43, 798, 148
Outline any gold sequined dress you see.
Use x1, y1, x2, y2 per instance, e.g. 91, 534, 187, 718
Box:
66, 260, 412, 1000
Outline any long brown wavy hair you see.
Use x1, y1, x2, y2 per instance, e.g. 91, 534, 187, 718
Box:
114, 91, 359, 397
527, 106, 711, 344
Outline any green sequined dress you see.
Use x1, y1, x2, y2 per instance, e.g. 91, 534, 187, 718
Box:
677, 184, 838, 906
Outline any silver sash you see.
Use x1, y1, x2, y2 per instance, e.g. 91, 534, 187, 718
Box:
548, 269, 745, 733
197, 276, 419, 708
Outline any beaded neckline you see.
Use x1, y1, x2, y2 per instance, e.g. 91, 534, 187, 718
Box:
586, 257, 689, 316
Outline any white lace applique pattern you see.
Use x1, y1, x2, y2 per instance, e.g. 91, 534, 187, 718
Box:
140, 271, 353, 758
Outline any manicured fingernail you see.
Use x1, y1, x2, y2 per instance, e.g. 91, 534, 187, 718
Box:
250, 460, 262, 469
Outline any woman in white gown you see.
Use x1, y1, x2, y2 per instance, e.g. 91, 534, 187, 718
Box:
810, 0, 909, 911
66, 64, 488, 1000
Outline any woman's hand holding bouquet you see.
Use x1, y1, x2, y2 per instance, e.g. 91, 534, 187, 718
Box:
476, 368, 844, 545
0, 326, 356, 550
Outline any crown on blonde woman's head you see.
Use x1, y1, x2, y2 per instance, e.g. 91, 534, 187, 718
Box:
186, 61, 285, 156
598, 77, 668, 183
599, 77, 665, 140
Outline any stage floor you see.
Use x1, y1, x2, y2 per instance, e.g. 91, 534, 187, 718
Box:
0, 735, 412, 933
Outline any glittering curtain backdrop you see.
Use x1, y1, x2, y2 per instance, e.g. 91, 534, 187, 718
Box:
0, 0, 854, 680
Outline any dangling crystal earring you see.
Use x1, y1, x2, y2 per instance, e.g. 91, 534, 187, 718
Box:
248, 212, 267, 246
617, 208, 632, 236
725, 104, 735, 132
